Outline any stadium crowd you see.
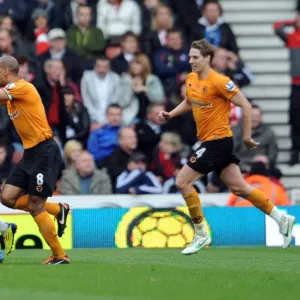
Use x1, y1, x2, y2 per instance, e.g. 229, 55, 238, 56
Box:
0, 0, 297, 206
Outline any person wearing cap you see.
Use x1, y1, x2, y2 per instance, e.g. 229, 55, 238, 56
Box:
116, 152, 162, 194
67, 4, 105, 69
31, 8, 49, 55
38, 28, 83, 86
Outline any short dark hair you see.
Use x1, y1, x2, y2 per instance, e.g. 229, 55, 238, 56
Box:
15, 56, 29, 65
191, 39, 216, 61
202, 0, 223, 15
251, 103, 262, 112
167, 28, 181, 37
95, 55, 110, 64
121, 31, 137, 42
106, 103, 121, 113
77, 4, 91, 13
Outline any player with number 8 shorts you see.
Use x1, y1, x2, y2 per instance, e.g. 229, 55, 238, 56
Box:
0, 56, 70, 264
157, 39, 296, 255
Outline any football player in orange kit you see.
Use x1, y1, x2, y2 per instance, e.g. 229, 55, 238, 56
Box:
157, 39, 295, 255
0, 56, 70, 264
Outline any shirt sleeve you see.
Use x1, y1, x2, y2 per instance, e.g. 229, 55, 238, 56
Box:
3, 82, 28, 101
214, 75, 239, 101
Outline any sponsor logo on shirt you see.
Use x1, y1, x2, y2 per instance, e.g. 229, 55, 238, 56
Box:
190, 100, 212, 108
225, 80, 236, 91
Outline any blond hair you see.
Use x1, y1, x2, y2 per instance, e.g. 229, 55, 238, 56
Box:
160, 132, 183, 152
63, 140, 83, 165
129, 54, 152, 81
191, 39, 216, 62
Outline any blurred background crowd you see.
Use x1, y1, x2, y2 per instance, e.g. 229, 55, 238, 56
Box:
0, 0, 299, 206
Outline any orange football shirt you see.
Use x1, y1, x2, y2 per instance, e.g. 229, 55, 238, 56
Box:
3, 79, 53, 149
185, 69, 239, 142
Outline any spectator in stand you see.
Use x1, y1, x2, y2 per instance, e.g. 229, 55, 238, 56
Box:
135, 104, 166, 162
0, 0, 26, 25
87, 104, 122, 168
26, 0, 63, 30
0, 28, 32, 57
111, 31, 139, 75
141, 4, 175, 57
151, 132, 184, 181
227, 161, 290, 207
139, 0, 161, 34
152, 29, 190, 99
116, 152, 162, 194
31, 8, 49, 55
191, 0, 239, 54
0, 15, 22, 43
274, 14, 300, 165
233, 104, 278, 172
81, 56, 120, 130
96, 0, 141, 44
38, 28, 83, 86
62, 87, 90, 147
117, 54, 165, 125
60, 150, 112, 195
17, 56, 35, 83
0, 143, 13, 186
212, 47, 254, 88
104, 127, 138, 188
63, 139, 83, 168
67, 4, 105, 69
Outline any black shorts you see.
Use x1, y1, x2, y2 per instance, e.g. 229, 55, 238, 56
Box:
6, 138, 63, 198
187, 137, 240, 175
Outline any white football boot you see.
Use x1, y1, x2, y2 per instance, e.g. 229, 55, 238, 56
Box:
181, 223, 211, 255
279, 214, 296, 249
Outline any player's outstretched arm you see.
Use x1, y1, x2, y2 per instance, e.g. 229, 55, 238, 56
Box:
0, 89, 10, 106
230, 91, 259, 151
157, 96, 191, 123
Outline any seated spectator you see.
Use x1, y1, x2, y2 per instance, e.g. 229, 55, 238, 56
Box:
212, 47, 254, 88
0, 0, 26, 24
140, 0, 161, 33
117, 54, 165, 125
63, 139, 83, 168
116, 152, 162, 194
38, 28, 83, 86
111, 31, 139, 75
163, 161, 206, 194
17, 56, 35, 83
141, 4, 174, 56
62, 87, 90, 147
227, 161, 290, 207
152, 29, 190, 98
87, 104, 122, 167
0, 15, 22, 43
81, 56, 120, 129
135, 103, 165, 162
233, 104, 278, 172
26, 0, 63, 30
59, 150, 112, 195
97, 0, 141, 44
151, 132, 184, 180
0, 143, 13, 186
191, 0, 239, 54
104, 127, 138, 188
67, 4, 105, 69
31, 8, 49, 55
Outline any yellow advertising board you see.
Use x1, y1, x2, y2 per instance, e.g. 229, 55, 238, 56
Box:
0, 213, 72, 250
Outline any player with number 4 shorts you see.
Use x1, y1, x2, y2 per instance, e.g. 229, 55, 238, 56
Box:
0, 56, 70, 264
157, 39, 296, 255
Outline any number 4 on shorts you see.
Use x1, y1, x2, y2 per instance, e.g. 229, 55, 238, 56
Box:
195, 148, 206, 159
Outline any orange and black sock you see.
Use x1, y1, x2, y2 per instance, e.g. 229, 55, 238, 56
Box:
247, 188, 274, 214
183, 189, 204, 224
34, 211, 65, 258
14, 195, 60, 217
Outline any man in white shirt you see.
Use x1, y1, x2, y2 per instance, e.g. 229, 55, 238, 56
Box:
81, 56, 120, 130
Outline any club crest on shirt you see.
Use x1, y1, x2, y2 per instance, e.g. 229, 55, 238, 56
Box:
8, 110, 19, 120
225, 80, 236, 91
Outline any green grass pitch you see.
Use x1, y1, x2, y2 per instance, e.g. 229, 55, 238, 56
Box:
0, 247, 300, 300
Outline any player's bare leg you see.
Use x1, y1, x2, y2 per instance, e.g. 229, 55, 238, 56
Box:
28, 195, 69, 264
221, 163, 295, 249
1, 184, 70, 237
175, 164, 211, 255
